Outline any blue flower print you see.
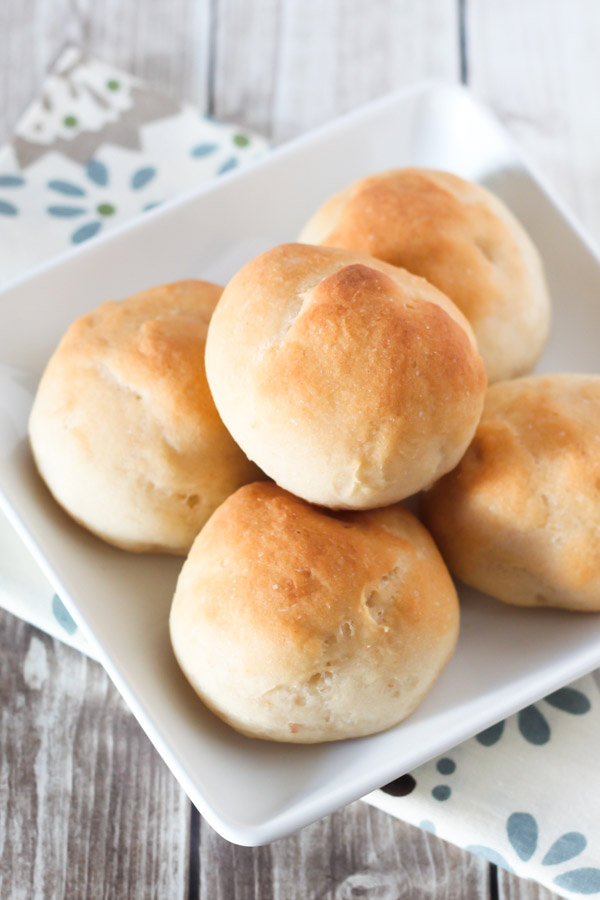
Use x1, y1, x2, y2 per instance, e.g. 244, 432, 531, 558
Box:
190, 130, 255, 174
507, 812, 600, 894
46, 159, 158, 244
0, 173, 26, 216
476, 686, 591, 748
468, 812, 600, 894
52, 593, 77, 635
191, 142, 219, 158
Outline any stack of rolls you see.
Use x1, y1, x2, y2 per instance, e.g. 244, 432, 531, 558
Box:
180, 241, 488, 741
32, 165, 597, 747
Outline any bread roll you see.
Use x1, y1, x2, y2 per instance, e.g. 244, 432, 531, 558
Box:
170, 482, 460, 742
205, 243, 486, 509
29, 280, 260, 554
299, 168, 551, 383
422, 374, 600, 611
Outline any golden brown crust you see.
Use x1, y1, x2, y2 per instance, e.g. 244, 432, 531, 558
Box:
68, 281, 224, 443
299, 169, 551, 383
29, 280, 260, 554
170, 483, 460, 742
422, 374, 600, 611
205, 243, 486, 509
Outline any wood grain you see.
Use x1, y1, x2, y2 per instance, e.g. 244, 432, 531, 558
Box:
467, 0, 600, 241
213, 0, 460, 142
196, 802, 489, 900
0, 610, 188, 900
497, 869, 564, 900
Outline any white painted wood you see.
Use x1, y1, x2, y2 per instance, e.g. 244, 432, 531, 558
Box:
270, 0, 460, 141
211, 0, 283, 136
212, 0, 460, 142
468, 0, 600, 241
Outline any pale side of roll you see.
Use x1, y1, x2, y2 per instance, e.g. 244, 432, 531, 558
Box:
29, 280, 261, 554
205, 243, 487, 510
170, 482, 460, 742
299, 168, 551, 384
422, 374, 600, 611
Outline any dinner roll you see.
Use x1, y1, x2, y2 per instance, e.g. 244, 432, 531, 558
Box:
170, 482, 460, 742
205, 243, 486, 509
299, 169, 551, 383
29, 280, 260, 554
422, 374, 600, 611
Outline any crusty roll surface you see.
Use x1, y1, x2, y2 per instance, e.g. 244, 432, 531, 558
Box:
299, 168, 551, 383
170, 482, 460, 742
205, 243, 486, 509
29, 280, 260, 554
422, 374, 600, 611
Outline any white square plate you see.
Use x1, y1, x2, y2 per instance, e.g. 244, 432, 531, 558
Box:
2, 83, 600, 846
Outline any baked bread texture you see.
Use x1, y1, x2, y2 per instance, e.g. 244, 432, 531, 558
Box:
299, 168, 551, 383
422, 374, 600, 611
29, 280, 260, 554
205, 243, 486, 509
169, 482, 460, 742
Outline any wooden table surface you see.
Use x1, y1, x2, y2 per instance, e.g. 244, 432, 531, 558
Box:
1, 1, 598, 897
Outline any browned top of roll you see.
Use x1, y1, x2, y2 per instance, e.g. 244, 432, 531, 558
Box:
299, 169, 550, 383
170, 482, 459, 741
205, 243, 486, 509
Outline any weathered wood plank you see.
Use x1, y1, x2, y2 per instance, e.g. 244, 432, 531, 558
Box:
196, 802, 489, 899
467, 0, 600, 241
210, 0, 282, 136
497, 869, 563, 900
0, 610, 189, 900
270, 0, 460, 142
213, 0, 460, 143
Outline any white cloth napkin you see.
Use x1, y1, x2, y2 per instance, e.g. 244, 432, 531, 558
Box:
2, 48, 599, 897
